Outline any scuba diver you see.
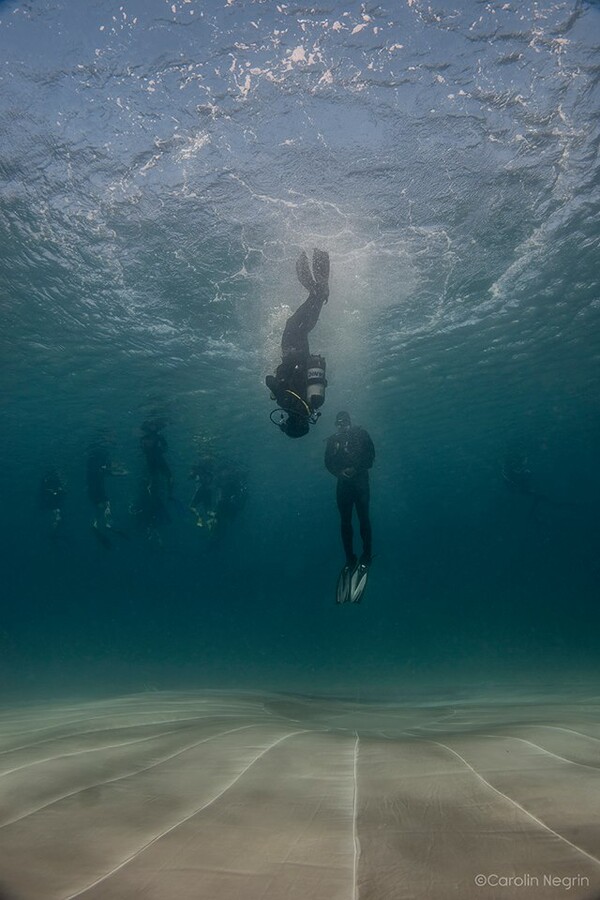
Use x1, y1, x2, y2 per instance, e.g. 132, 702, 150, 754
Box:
140, 417, 173, 498
189, 454, 247, 535
38, 469, 67, 537
189, 453, 218, 531
130, 476, 171, 545
266, 248, 330, 438
325, 411, 375, 603
217, 461, 248, 521
86, 437, 128, 548
130, 417, 173, 544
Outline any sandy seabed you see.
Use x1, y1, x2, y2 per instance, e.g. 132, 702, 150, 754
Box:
0, 687, 598, 900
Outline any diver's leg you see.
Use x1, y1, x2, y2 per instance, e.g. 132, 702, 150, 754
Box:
281, 289, 327, 357
281, 250, 329, 356
158, 458, 174, 497
336, 480, 356, 565
354, 478, 372, 563
149, 461, 173, 500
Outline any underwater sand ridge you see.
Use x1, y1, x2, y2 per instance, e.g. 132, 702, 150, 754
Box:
0, 689, 598, 899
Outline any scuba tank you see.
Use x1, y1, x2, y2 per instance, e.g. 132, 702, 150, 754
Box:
306, 354, 327, 409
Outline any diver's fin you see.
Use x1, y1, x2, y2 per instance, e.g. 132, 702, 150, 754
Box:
296, 251, 316, 292
349, 560, 370, 604
312, 248, 330, 287
336, 562, 354, 604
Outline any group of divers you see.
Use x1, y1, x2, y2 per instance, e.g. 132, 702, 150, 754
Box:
39, 427, 249, 547
37, 250, 553, 605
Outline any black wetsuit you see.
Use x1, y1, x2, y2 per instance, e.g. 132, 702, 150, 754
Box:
140, 429, 172, 496
217, 464, 248, 520
190, 459, 216, 513
191, 459, 247, 525
266, 285, 328, 421
325, 426, 375, 564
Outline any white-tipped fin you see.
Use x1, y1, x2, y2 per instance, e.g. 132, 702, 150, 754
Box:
336, 563, 353, 604
349, 563, 369, 604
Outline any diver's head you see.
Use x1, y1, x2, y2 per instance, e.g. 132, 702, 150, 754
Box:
335, 410, 352, 430
141, 415, 167, 434
280, 415, 309, 439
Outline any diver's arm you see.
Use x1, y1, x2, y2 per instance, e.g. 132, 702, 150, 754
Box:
324, 438, 343, 477
362, 430, 375, 469
266, 374, 279, 397
348, 428, 375, 473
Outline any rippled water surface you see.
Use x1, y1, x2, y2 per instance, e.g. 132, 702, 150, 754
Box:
1, 0, 599, 695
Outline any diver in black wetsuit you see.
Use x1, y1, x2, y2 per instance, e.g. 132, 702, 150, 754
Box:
131, 418, 173, 544
266, 249, 330, 438
86, 439, 128, 547
140, 418, 173, 498
130, 475, 171, 544
189, 454, 217, 529
217, 461, 248, 522
38, 469, 66, 537
189, 454, 248, 534
325, 411, 375, 567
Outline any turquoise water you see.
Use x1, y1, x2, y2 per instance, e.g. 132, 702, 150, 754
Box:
1, 0, 599, 700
